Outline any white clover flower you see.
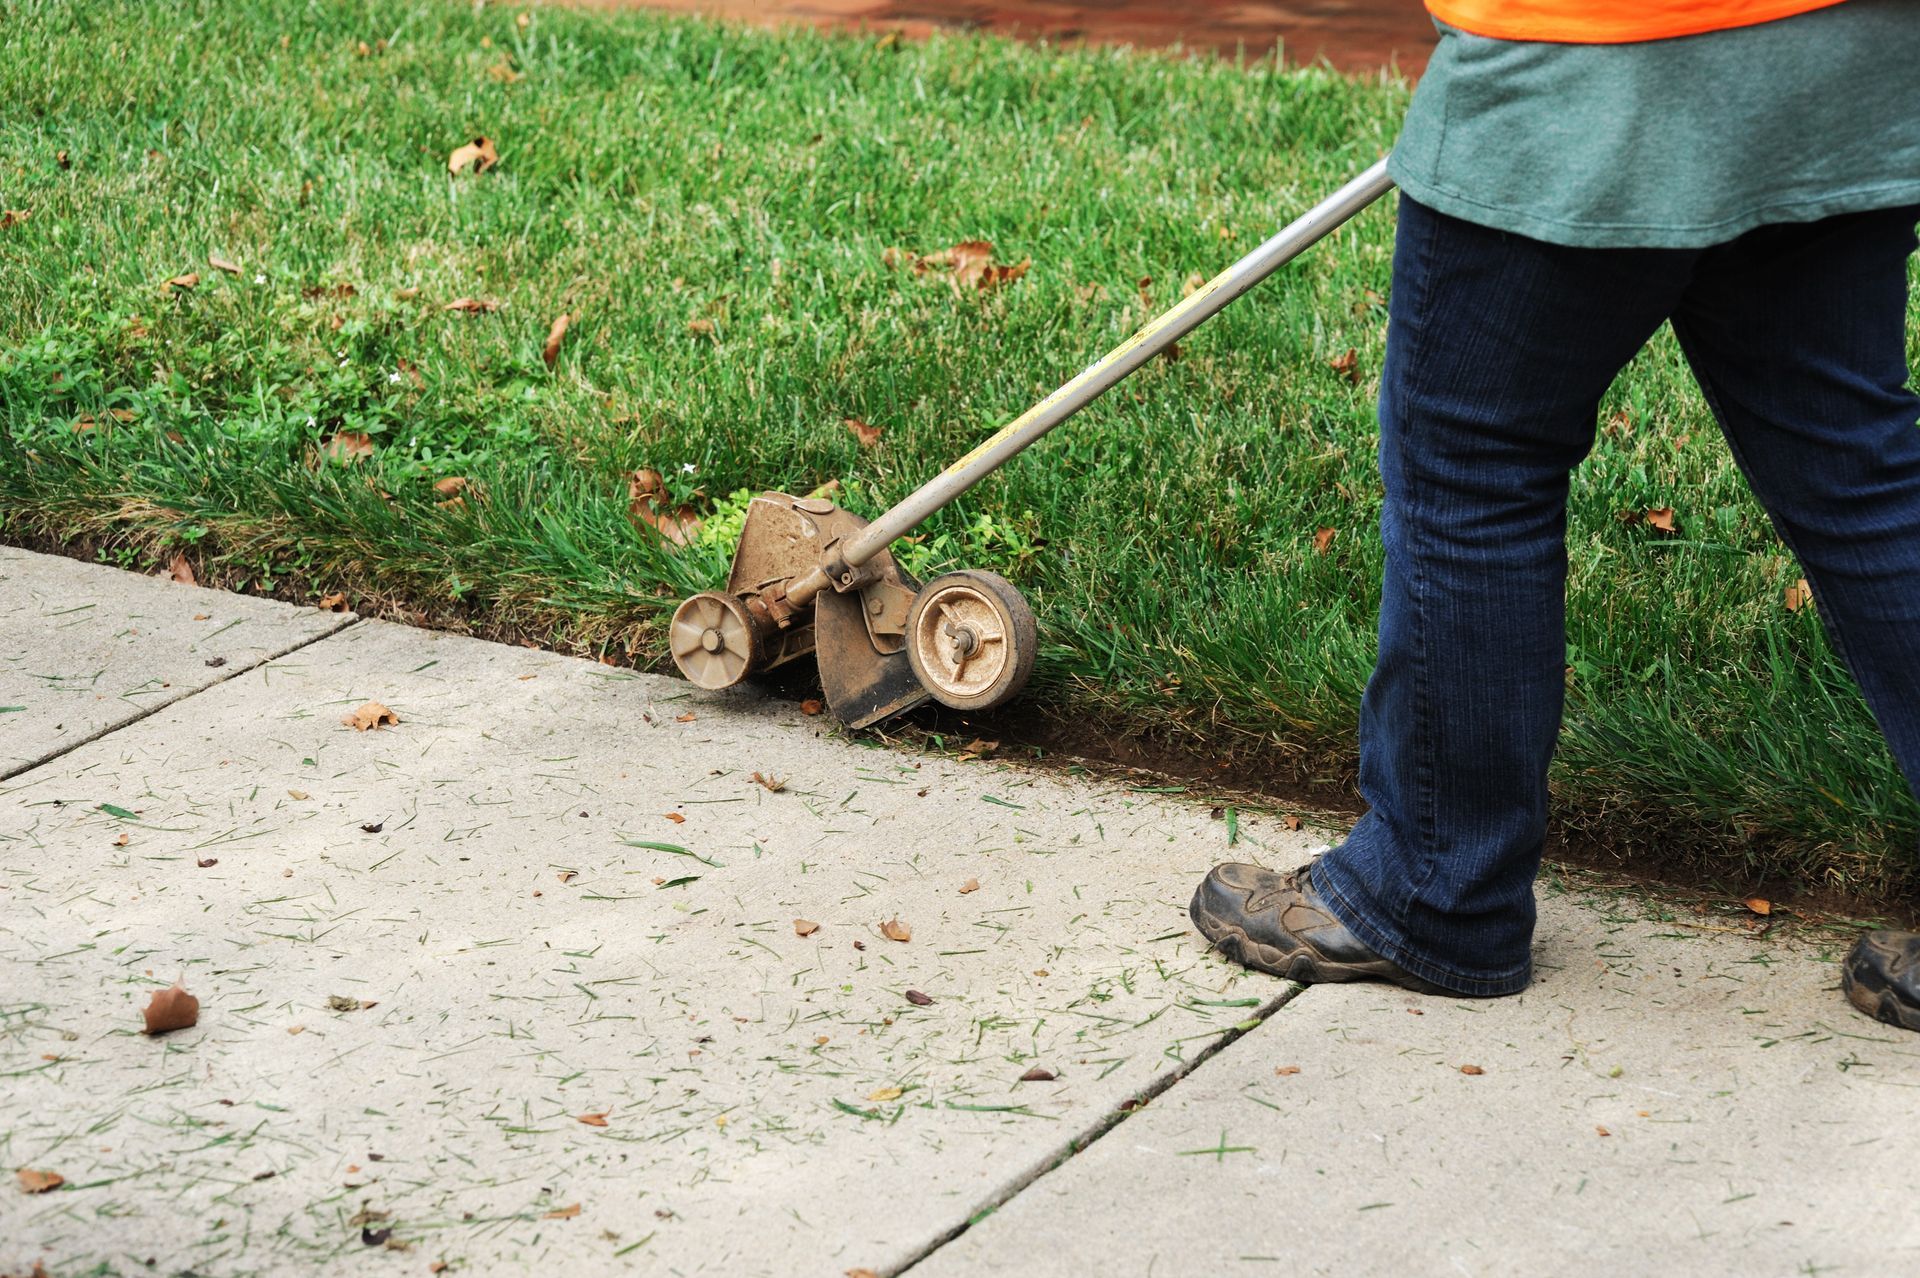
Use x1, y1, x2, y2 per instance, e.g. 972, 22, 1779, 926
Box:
388, 372, 401, 384
253, 273, 266, 284
680, 463, 697, 474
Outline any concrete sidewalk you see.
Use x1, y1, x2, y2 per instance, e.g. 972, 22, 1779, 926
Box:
3, 545, 1916, 1277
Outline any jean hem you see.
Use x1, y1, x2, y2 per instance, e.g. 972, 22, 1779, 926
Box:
1312, 855, 1532, 998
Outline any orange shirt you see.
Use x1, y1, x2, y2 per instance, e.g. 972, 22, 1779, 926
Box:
1425, 0, 1850, 43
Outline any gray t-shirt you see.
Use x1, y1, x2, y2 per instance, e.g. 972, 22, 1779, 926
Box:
1386, 0, 1920, 249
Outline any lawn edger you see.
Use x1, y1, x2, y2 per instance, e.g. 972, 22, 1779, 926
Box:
669, 159, 1395, 728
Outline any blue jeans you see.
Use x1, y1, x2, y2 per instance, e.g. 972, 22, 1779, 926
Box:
1313, 195, 1920, 996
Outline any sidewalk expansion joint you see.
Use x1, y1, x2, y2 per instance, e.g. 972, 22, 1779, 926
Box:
0, 614, 361, 784
893, 977, 1309, 1276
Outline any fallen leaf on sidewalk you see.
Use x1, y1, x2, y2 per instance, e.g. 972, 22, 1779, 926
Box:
879, 918, 911, 943
1018, 1066, 1056, 1082
751, 772, 785, 793
793, 919, 820, 937
664, 812, 685, 824
166, 553, 197, 586
799, 698, 824, 716
1459, 1064, 1484, 1075
544, 1203, 581, 1220
675, 712, 696, 723
326, 995, 373, 1012
847, 1269, 881, 1278
542, 313, 569, 369
196, 857, 218, 868
1595, 1125, 1611, 1137
1283, 815, 1303, 831
958, 878, 980, 894
867, 1086, 903, 1102
905, 990, 933, 1006
16, 1168, 64, 1194
1275, 1066, 1301, 1076
576, 1112, 610, 1127
317, 592, 348, 611
1743, 897, 1772, 916
447, 136, 498, 175
142, 982, 199, 1035
342, 702, 399, 731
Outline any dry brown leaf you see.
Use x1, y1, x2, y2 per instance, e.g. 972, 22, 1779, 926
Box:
164, 272, 200, 292
1459, 1064, 1485, 1076
1595, 1125, 1612, 1137
905, 989, 934, 1006
542, 313, 569, 370
844, 417, 883, 448
664, 812, 685, 824
442, 296, 498, 314
0, 208, 30, 230
1645, 506, 1677, 534
1328, 348, 1361, 385
166, 552, 198, 586
751, 771, 786, 793
544, 1203, 581, 1220
958, 878, 980, 894
393, 287, 421, 302
958, 737, 999, 760
1312, 527, 1336, 555
142, 982, 200, 1036
1275, 1065, 1301, 1076
867, 1086, 903, 1102
674, 712, 696, 723
847, 1270, 882, 1278
447, 136, 499, 175
1784, 578, 1813, 613
486, 60, 522, 84
16, 1168, 64, 1194
626, 469, 702, 546
879, 918, 911, 943
288, 789, 310, 800
342, 701, 400, 731
286, 1023, 304, 1034
1018, 1066, 1056, 1082
197, 857, 218, 868
114, 832, 130, 847
576, 1112, 610, 1127
1743, 896, 1772, 916
208, 253, 241, 276
793, 919, 821, 937
799, 698, 824, 716
1283, 814, 1303, 831
322, 431, 375, 463
318, 592, 348, 612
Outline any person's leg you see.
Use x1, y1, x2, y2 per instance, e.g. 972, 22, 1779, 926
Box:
1301, 199, 1693, 994
1196, 195, 1695, 994
1668, 203, 1920, 1032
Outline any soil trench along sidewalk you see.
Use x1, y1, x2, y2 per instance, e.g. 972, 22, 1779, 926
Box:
2, 546, 1915, 1277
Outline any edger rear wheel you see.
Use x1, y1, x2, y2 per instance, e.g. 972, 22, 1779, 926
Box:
904, 570, 1037, 711
669, 592, 761, 690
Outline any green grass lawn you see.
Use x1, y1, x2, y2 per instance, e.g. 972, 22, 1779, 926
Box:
3, 0, 1916, 898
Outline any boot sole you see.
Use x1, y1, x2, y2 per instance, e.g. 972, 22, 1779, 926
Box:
1190, 896, 1450, 995
1841, 936, 1920, 1032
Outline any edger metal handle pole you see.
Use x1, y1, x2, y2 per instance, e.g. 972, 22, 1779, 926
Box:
837, 156, 1396, 576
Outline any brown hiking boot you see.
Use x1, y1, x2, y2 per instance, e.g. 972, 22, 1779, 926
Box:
1190, 861, 1455, 996
1842, 929, 1920, 1032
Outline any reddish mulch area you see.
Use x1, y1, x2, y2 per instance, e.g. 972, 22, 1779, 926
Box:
573, 0, 1436, 73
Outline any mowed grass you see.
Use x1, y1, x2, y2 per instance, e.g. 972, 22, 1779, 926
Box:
2, 0, 1915, 897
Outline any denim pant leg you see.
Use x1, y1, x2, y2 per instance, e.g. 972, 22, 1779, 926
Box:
1671, 205, 1920, 800
1312, 196, 1688, 996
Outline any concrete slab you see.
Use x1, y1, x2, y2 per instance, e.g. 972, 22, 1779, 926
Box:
0, 617, 1315, 1277
0, 546, 353, 778
910, 882, 1920, 1278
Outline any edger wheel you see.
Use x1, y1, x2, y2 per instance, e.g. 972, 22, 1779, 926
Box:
904, 570, 1037, 711
670, 592, 761, 690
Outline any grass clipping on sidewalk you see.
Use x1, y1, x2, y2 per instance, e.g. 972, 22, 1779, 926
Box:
2, 0, 1914, 897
